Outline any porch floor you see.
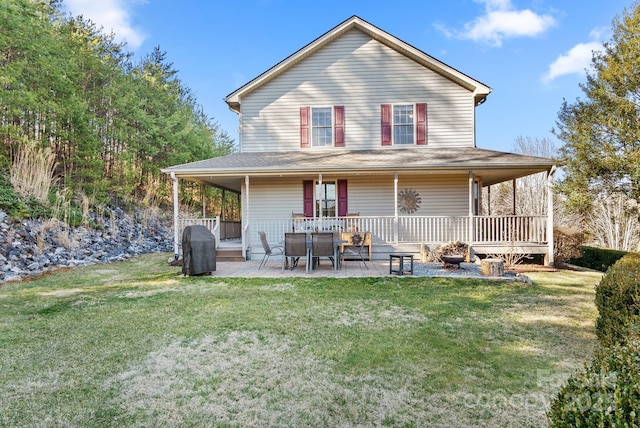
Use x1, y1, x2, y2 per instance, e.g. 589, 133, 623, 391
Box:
178, 259, 509, 279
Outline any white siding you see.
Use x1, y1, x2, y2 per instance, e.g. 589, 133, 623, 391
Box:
240, 29, 475, 152
246, 173, 469, 220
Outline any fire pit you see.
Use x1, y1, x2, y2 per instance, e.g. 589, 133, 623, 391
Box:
441, 255, 465, 269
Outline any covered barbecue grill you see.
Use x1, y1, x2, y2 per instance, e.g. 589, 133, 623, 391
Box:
181, 225, 216, 276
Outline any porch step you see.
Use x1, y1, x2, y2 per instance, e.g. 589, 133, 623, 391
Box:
217, 248, 246, 262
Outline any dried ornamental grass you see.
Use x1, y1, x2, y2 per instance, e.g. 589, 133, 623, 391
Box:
10, 140, 57, 203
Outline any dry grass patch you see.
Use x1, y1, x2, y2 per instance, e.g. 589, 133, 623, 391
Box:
107, 331, 435, 427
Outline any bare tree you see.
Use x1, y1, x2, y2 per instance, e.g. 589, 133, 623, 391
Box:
590, 193, 640, 251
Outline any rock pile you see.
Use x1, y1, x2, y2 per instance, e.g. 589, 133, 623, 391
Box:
0, 208, 174, 284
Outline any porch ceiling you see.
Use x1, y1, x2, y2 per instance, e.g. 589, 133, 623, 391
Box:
162, 147, 555, 191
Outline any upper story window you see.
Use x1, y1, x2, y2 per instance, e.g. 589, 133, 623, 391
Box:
393, 105, 414, 145
300, 106, 344, 148
381, 103, 427, 146
312, 108, 333, 146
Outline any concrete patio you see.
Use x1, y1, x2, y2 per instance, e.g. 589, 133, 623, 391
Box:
174, 257, 506, 279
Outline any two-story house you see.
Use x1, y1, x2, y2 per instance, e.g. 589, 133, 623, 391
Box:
162, 16, 556, 265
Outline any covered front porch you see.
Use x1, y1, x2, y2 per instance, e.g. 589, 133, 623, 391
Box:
163, 147, 556, 265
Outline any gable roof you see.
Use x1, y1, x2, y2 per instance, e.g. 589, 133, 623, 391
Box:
162, 147, 554, 191
224, 16, 492, 112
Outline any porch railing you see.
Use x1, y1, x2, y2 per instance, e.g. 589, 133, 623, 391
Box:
177, 215, 548, 254
251, 215, 547, 246
473, 215, 547, 243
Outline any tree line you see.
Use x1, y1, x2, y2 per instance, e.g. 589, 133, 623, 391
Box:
1, 0, 234, 208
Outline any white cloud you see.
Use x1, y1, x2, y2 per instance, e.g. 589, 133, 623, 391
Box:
443, 0, 556, 47
542, 41, 602, 82
64, 0, 147, 50
542, 28, 607, 83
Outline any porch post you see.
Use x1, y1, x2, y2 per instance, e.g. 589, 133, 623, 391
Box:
394, 172, 399, 244
512, 179, 517, 215
546, 166, 556, 266
487, 185, 491, 215
201, 184, 206, 219
468, 171, 474, 260
243, 175, 249, 259
318, 173, 322, 230
170, 172, 179, 259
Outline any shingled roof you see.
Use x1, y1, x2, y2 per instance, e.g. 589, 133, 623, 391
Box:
162, 147, 554, 190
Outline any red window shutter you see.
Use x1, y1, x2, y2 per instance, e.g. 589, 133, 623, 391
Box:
381, 104, 392, 146
337, 179, 348, 216
416, 103, 427, 145
300, 107, 310, 148
334, 106, 344, 147
303, 180, 314, 217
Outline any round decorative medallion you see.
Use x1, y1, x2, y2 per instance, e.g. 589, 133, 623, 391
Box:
398, 188, 421, 214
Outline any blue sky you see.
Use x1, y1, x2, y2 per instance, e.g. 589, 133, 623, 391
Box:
63, 0, 633, 154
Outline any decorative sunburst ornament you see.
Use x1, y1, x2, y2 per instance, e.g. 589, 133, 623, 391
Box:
398, 188, 421, 214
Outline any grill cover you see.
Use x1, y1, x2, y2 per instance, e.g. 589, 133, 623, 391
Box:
181, 225, 216, 276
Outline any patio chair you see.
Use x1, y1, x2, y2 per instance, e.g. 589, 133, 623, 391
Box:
341, 231, 369, 269
282, 232, 309, 273
258, 231, 284, 270
311, 232, 335, 271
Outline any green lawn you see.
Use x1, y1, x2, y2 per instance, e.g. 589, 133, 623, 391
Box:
0, 254, 602, 427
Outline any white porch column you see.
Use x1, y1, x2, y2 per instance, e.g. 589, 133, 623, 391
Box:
243, 175, 250, 259
201, 184, 206, 219
394, 172, 399, 244
468, 171, 474, 258
512, 178, 517, 215
170, 172, 179, 259
546, 166, 556, 266
318, 173, 322, 229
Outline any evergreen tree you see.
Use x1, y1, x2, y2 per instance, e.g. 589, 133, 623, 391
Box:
555, 2, 640, 214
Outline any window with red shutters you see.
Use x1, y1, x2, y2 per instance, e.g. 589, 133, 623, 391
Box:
300, 106, 345, 148
382, 103, 427, 145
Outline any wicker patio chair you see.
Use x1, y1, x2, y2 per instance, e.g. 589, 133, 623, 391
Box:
258, 231, 284, 270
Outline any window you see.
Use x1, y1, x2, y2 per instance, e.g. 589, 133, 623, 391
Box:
316, 181, 336, 217
300, 106, 344, 148
393, 105, 414, 145
381, 103, 427, 146
312, 108, 333, 146
303, 180, 347, 217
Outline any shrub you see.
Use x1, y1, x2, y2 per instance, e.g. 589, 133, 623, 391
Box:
554, 227, 585, 265
594, 254, 640, 348
570, 246, 629, 272
548, 340, 640, 427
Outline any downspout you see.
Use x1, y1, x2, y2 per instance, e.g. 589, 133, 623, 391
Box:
170, 172, 179, 259
546, 166, 556, 266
